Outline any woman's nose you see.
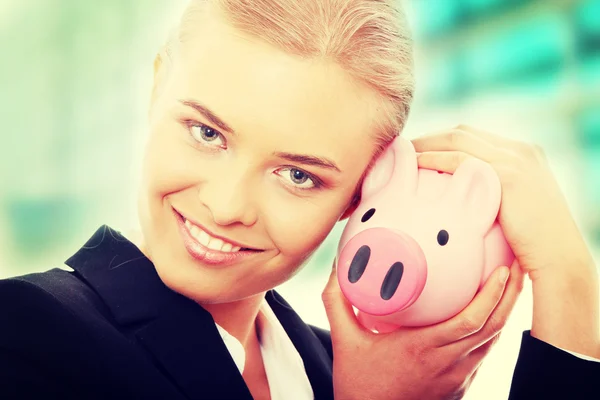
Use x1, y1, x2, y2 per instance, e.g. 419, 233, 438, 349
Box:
197, 171, 258, 227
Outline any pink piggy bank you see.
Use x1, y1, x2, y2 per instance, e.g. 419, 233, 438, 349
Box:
336, 135, 514, 333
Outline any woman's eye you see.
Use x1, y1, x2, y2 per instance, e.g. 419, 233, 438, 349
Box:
188, 122, 225, 147
278, 167, 317, 190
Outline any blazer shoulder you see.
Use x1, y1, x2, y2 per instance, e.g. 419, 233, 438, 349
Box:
0, 270, 133, 399
309, 325, 333, 360
0, 268, 113, 345
509, 330, 600, 399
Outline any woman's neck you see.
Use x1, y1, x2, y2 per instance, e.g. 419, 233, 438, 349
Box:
201, 293, 266, 349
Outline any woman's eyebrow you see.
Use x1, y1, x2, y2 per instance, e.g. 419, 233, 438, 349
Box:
275, 152, 341, 172
179, 99, 340, 172
179, 99, 235, 134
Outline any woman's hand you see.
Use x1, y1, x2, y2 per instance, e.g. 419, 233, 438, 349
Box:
322, 259, 524, 400
411, 125, 595, 280
412, 125, 599, 358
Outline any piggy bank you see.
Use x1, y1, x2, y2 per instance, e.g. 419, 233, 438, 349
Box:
336, 135, 514, 333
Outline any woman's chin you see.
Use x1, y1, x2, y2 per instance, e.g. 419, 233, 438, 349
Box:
153, 263, 252, 303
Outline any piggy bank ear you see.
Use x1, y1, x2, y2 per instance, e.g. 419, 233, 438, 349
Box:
362, 136, 418, 199
446, 158, 501, 233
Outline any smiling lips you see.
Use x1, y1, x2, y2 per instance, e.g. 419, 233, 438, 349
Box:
174, 209, 262, 265
184, 219, 242, 253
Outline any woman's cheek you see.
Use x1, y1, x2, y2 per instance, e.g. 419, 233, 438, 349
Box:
145, 129, 203, 195
267, 195, 343, 258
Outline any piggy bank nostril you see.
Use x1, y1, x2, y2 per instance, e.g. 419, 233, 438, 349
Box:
348, 245, 371, 283
361, 208, 376, 223
380, 262, 404, 300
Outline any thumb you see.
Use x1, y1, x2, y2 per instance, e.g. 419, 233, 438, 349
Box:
322, 258, 365, 340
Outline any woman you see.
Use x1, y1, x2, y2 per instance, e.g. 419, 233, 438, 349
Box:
1, 0, 598, 399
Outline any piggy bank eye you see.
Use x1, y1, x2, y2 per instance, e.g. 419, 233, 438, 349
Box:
437, 230, 449, 246
361, 208, 376, 223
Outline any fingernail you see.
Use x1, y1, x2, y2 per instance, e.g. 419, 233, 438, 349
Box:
498, 267, 509, 284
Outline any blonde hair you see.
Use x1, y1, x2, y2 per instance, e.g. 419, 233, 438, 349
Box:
166, 0, 414, 158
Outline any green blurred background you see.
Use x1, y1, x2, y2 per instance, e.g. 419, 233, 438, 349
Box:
0, 1, 598, 398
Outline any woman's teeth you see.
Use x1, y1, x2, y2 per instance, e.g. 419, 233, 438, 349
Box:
184, 219, 241, 253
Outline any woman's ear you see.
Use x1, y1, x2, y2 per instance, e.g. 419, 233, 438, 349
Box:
149, 51, 168, 116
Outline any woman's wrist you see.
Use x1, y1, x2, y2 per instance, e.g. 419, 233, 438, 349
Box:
529, 259, 600, 358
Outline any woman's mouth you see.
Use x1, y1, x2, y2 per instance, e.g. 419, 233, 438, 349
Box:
173, 209, 262, 266
184, 218, 242, 252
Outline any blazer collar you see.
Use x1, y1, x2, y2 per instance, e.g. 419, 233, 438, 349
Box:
65, 225, 174, 324
66, 225, 250, 399
65, 225, 333, 399
265, 291, 334, 400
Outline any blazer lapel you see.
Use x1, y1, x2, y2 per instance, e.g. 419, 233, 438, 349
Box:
267, 290, 334, 400
66, 226, 252, 400
67, 225, 334, 400
134, 304, 252, 400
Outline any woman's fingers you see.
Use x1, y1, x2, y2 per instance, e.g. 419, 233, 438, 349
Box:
322, 259, 370, 344
411, 128, 503, 163
457, 333, 502, 381
416, 151, 474, 174
428, 265, 510, 347
452, 260, 525, 354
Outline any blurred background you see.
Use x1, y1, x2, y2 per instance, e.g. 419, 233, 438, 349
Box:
0, 0, 598, 398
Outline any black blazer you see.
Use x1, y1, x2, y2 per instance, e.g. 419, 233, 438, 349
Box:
0, 226, 597, 399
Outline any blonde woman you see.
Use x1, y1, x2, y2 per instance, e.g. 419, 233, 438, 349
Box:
1, 1, 598, 399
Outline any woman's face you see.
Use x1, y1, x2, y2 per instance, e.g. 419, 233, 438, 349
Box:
138, 9, 384, 304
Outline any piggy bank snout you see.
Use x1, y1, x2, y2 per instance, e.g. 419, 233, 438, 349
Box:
337, 228, 428, 316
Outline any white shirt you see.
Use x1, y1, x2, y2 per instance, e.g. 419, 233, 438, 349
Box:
215, 302, 600, 400
559, 347, 600, 362
215, 300, 314, 400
